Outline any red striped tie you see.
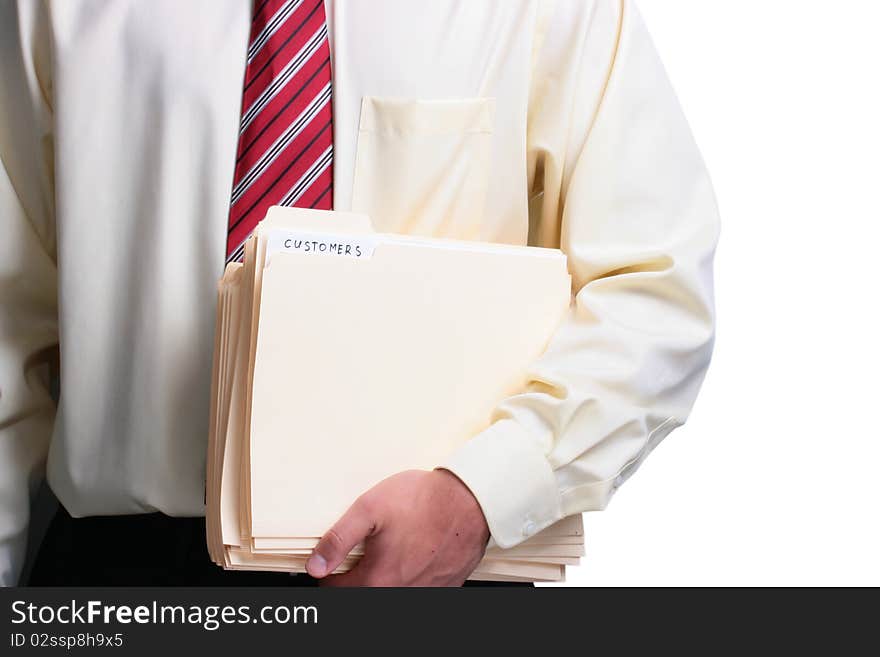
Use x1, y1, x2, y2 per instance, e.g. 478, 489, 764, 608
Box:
226, 0, 334, 262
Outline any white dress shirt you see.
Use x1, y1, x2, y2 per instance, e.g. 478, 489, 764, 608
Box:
0, 0, 719, 585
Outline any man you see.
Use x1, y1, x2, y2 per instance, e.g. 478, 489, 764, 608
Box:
0, 0, 718, 586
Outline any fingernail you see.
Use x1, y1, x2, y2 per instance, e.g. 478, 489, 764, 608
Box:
306, 553, 327, 578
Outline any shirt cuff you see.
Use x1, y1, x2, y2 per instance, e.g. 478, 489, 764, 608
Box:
440, 419, 562, 549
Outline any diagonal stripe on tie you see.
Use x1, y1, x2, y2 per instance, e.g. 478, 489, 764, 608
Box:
229, 112, 333, 240
226, 142, 333, 264
236, 55, 331, 164
226, 0, 333, 261
244, 0, 325, 93
247, 0, 305, 63
231, 83, 332, 204
239, 23, 328, 132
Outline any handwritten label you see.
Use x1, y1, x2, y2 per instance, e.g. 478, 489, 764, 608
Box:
265, 229, 377, 262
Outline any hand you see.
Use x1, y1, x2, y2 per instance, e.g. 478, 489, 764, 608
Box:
305, 469, 490, 586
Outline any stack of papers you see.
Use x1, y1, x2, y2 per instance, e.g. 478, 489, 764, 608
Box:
206, 207, 585, 582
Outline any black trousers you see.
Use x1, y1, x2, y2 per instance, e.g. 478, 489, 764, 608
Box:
27, 508, 528, 587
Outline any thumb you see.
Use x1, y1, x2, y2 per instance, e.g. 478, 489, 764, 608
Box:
306, 497, 378, 578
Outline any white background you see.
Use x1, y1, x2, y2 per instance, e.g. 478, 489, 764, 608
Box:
553, 0, 880, 586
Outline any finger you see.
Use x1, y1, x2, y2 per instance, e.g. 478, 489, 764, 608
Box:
306, 498, 377, 578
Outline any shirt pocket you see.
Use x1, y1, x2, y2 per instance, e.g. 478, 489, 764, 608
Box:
351, 96, 495, 239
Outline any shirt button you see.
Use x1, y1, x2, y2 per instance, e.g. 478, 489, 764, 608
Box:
522, 521, 537, 537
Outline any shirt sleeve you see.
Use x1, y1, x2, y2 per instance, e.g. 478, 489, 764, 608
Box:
0, 0, 58, 585
442, 0, 720, 548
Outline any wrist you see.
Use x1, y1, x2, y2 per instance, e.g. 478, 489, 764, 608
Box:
434, 468, 490, 545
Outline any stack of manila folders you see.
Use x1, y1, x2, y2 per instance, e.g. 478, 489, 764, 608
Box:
206, 206, 584, 582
